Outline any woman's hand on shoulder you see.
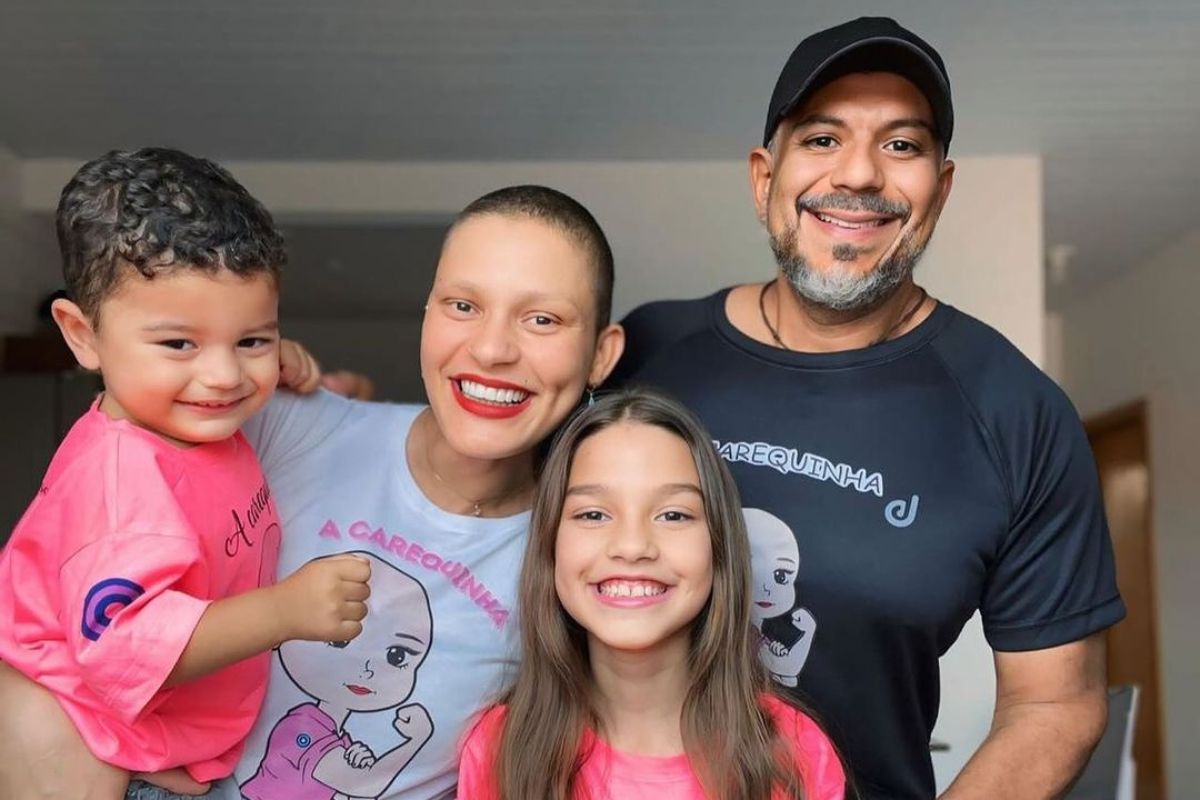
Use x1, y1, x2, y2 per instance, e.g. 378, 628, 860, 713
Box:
278, 339, 323, 394
279, 338, 376, 400
321, 370, 376, 401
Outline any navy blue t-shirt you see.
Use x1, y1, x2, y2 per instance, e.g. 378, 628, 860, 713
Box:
610, 288, 1125, 799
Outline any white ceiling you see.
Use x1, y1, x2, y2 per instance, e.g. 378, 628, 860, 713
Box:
3, 0, 1198, 308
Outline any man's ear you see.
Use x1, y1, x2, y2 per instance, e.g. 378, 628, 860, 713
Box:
587, 323, 626, 389
934, 157, 956, 217
50, 298, 101, 370
748, 145, 775, 225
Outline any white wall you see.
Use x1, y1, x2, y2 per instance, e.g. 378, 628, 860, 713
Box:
921, 158, 1045, 364
18, 155, 1044, 791
1055, 228, 1200, 800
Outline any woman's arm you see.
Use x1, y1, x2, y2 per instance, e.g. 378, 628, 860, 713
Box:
0, 662, 209, 800
0, 660, 128, 800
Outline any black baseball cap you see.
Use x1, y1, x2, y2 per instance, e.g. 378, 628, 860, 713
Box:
763, 17, 953, 152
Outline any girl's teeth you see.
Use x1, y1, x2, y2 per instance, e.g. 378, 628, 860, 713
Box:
599, 581, 666, 598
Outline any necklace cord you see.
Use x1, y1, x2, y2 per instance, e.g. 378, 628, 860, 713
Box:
758, 280, 929, 350
420, 414, 531, 517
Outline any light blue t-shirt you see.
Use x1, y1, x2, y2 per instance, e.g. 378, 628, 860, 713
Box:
215, 390, 527, 800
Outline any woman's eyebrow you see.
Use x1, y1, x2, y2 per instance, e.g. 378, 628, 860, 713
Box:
439, 280, 577, 304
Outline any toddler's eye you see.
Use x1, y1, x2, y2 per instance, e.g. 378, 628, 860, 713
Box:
158, 339, 194, 351
327, 640, 350, 649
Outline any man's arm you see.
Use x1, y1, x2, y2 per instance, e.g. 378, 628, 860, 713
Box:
940, 633, 1108, 799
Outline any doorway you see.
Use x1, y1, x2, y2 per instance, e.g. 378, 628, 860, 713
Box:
1086, 401, 1165, 800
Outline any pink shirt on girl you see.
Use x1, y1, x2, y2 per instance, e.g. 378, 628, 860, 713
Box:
458, 694, 845, 800
0, 402, 280, 782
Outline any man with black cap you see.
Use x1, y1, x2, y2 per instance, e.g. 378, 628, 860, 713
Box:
611, 17, 1124, 799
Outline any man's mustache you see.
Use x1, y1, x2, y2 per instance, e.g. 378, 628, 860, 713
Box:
795, 193, 910, 218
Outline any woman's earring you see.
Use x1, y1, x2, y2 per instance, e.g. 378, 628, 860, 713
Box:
587, 386, 596, 407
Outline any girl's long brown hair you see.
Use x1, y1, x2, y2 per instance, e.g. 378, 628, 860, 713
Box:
490, 388, 813, 799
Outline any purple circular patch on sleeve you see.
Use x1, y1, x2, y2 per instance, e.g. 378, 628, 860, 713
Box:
81, 578, 145, 641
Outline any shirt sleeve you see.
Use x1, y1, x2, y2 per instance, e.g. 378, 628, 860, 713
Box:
456, 708, 503, 800
775, 702, 846, 800
59, 532, 210, 723
979, 389, 1126, 651
241, 389, 356, 475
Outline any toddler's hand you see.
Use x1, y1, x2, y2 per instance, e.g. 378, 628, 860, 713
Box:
271, 554, 371, 643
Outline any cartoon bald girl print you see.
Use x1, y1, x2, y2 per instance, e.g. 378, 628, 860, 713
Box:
241, 553, 434, 800
743, 508, 817, 687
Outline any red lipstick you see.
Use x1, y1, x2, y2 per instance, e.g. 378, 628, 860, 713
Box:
450, 374, 533, 420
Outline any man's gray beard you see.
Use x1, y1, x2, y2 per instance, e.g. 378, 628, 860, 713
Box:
770, 225, 926, 313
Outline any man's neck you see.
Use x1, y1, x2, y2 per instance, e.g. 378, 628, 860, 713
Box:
729, 276, 933, 353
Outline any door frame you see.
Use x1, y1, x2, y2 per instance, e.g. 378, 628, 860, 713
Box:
1084, 398, 1168, 798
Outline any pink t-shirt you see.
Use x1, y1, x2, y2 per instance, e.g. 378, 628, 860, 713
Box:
457, 695, 845, 800
0, 403, 281, 781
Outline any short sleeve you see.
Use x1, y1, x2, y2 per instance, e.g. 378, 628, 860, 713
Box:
60, 532, 210, 722
456, 707, 504, 800
980, 391, 1126, 651
769, 698, 846, 800
242, 389, 356, 474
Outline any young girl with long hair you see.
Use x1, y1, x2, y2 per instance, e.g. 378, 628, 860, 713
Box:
458, 389, 845, 800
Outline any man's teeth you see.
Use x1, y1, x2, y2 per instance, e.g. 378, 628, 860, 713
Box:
459, 379, 529, 405
598, 580, 667, 598
814, 211, 889, 229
